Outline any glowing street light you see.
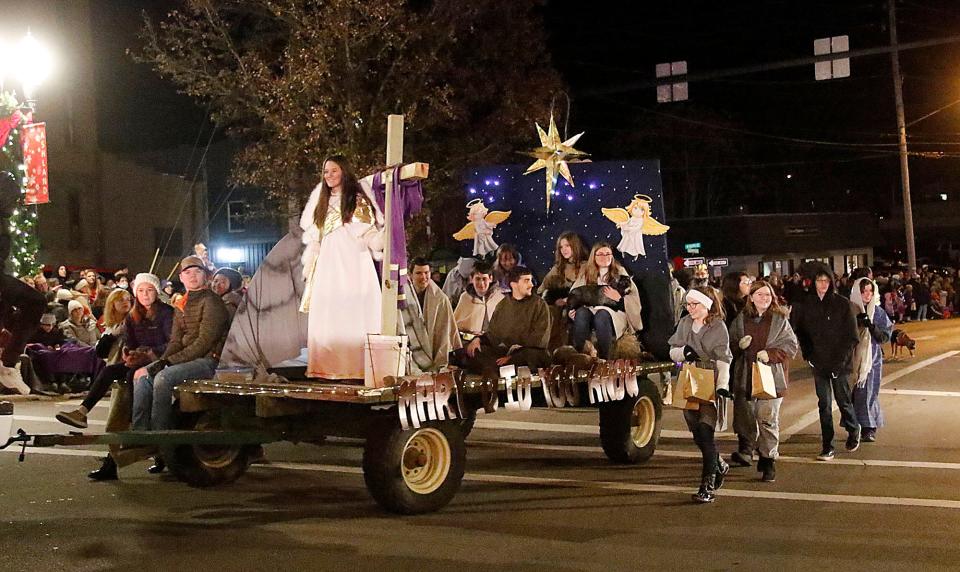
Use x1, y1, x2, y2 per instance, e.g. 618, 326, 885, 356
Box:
0, 31, 53, 102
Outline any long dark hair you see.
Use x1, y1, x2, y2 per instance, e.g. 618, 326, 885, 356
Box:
583, 242, 626, 285
553, 231, 588, 276
313, 155, 365, 229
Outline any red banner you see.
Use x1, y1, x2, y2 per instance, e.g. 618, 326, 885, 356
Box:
21, 122, 48, 205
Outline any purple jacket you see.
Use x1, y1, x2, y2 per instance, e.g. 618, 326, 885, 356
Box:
124, 302, 174, 356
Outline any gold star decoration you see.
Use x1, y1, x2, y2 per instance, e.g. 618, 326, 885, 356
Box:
521, 114, 590, 212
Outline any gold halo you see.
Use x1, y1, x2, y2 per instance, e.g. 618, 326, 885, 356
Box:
466, 198, 485, 208
633, 194, 653, 203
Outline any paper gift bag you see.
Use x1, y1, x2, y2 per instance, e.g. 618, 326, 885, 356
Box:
751, 361, 777, 399
670, 374, 699, 410
681, 363, 715, 403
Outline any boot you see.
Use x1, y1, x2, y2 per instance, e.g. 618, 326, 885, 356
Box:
758, 456, 776, 482
692, 474, 716, 503
147, 456, 166, 474
88, 455, 118, 481
730, 436, 752, 467
714, 454, 730, 490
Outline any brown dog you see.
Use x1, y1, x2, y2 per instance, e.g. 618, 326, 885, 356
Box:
890, 329, 917, 358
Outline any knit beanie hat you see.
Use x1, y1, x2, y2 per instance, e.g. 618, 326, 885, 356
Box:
213, 268, 243, 291
132, 272, 161, 295
55, 288, 74, 302
67, 300, 84, 314
40, 313, 57, 325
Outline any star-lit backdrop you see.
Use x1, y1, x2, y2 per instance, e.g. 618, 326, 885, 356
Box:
460, 160, 670, 280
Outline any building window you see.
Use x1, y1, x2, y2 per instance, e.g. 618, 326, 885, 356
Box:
154, 227, 182, 255
227, 201, 246, 233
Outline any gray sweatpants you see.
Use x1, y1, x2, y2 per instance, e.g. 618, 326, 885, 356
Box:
732, 396, 783, 459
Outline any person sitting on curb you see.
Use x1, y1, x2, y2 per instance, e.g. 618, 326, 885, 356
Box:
132, 256, 230, 474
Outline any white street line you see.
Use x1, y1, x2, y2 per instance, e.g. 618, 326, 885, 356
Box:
468, 440, 960, 470
911, 336, 937, 341
781, 350, 960, 441
256, 460, 960, 510
880, 389, 960, 397
13, 415, 106, 427
474, 418, 737, 440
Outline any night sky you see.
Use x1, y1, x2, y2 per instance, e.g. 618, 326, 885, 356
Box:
90, 1, 960, 222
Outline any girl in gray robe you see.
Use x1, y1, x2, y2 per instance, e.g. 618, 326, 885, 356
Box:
668, 286, 733, 504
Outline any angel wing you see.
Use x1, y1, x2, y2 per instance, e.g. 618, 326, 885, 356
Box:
601, 208, 630, 225
484, 210, 511, 225
452, 221, 476, 241
641, 216, 670, 236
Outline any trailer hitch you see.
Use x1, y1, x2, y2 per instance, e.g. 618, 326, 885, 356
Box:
1, 428, 31, 462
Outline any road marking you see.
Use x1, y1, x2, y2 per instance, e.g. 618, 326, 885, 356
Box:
468, 440, 960, 470
781, 350, 960, 441
13, 415, 106, 427
257, 461, 960, 510
911, 336, 937, 341
474, 418, 737, 441
880, 389, 960, 397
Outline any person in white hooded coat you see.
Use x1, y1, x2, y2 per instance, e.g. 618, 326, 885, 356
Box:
849, 277, 893, 442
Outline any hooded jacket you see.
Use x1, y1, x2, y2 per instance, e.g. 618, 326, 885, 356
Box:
790, 274, 859, 376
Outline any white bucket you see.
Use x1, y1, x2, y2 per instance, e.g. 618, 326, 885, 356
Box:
364, 335, 408, 388
0, 401, 13, 440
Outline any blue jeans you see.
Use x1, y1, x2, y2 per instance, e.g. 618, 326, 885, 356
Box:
918, 304, 928, 321
571, 307, 616, 359
132, 358, 218, 431
813, 370, 860, 449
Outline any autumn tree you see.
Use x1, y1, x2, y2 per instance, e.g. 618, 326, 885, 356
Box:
136, 0, 563, 247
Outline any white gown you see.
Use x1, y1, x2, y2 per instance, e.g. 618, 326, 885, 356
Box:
300, 185, 383, 379
617, 215, 646, 259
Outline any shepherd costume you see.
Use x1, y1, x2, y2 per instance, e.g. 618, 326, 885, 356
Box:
402, 280, 462, 373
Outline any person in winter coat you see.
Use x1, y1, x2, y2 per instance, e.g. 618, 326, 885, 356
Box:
791, 269, 860, 461
720, 271, 752, 328
211, 267, 244, 319
568, 242, 643, 360
849, 277, 893, 443
58, 273, 176, 480
668, 286, 733, 503
728, 280, 799, 482
538, 232, 588, 350
453, 261, 504, 342
60, 300, 100, 347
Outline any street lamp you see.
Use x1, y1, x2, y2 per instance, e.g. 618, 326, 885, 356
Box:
0, 31, 53, 104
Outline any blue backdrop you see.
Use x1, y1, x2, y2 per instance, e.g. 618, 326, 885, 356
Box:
459, 160, 670, 281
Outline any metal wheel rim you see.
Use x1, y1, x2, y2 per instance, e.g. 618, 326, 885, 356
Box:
401, 428, 451, 495
630, 396, 656, 448
194, 445, 242, 469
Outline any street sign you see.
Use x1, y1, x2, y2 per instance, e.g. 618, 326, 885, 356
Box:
683, 257, 705, 268
814, 35, 850, 80
684, 241, 701, 254
708, 258, 728, 268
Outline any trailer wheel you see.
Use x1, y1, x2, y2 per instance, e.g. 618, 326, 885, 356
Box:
163, 413, 255, 488
362, 419, 466, 514
598, 377, 662, 464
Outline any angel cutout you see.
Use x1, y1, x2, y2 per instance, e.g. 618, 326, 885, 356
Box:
601, 194, 670, 260
452, 198, 511, 257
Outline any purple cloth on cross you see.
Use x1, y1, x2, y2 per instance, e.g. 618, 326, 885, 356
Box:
372, 167, 423, 309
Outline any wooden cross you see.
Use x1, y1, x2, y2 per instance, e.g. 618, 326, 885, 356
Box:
359, 115, 428, 336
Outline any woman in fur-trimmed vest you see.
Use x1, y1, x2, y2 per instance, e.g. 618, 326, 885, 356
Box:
728, 280, 798, 483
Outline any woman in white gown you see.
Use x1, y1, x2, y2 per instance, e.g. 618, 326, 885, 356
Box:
300, 156, 384, 379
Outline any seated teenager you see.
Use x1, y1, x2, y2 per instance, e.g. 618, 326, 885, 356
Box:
402, 258, 461, 373
60, 300, 100, 347
463, 266, 551, 380
453, 261, 504, 343
58, 273, 175, 480
539, 231, 588, 350
568, 242, 643, 360
133, 256, 229, 434
492, 243, 521, 294
211, 267, 244, 319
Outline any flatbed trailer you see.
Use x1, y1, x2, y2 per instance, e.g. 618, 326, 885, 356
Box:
3, 359, 674, 515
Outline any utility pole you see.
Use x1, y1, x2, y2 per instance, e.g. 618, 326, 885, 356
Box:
889, 0, 917, 272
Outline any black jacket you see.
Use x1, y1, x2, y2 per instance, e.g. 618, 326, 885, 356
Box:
791, 288, 858, 376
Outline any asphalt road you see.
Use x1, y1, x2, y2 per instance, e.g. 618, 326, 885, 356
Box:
2, 319, 960, 571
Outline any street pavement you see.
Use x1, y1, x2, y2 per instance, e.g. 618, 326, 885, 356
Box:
2, 319, 960, 571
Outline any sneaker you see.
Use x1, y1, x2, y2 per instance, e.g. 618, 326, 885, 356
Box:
729, 451, 752, 467
56, 408, 88, 429
862, 428, 877, 443
714, 456, 730, 490
845, 429, 861, 452
816, 447, 835, 461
